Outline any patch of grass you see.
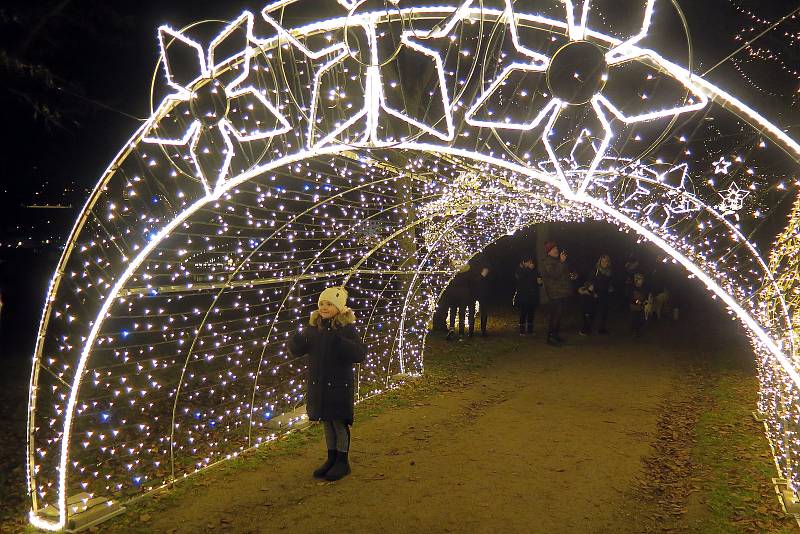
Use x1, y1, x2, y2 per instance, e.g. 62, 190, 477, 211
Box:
691, 369, 796, 533
100, 328, 507, 532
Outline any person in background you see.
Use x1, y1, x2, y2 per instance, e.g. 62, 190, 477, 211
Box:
667, 263, 683, 320
471, 265, 492, 337
592, 254, 613, 334
446, 264, 472, 341
540, 241, 576, 346
650, 264, 669, 320
630, 272, 653, 337
623, 253, 640, 310
431, 292, 449, 333
577, 280, 598, 336
514, 257, 542, 336
289, 286, 367, 481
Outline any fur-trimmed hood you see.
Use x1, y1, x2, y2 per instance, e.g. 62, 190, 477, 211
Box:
309, 307, 356, 328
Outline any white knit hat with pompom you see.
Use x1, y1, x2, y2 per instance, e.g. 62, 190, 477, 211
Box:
318, 286, 348, 312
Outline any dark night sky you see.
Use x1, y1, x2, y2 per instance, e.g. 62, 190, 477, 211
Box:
3, 0, 797, 229
0, 0, 798, 353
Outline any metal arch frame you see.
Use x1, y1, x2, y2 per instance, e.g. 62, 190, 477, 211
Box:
34, 142, 799, 531
27, 4, 800, 529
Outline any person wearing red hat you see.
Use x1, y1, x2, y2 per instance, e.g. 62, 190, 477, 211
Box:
540, 241, 575, 346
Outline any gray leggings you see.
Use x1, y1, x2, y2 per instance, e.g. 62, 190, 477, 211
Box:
323, 420, 351, 452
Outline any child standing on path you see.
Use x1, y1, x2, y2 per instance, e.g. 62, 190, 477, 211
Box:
289, 286, 367, 481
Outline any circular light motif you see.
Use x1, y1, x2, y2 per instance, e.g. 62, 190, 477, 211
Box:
189, 79, 230, 125
546, 40, 609, 105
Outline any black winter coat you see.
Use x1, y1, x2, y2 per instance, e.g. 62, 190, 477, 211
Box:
289, 309, 367, 425
446, 270, 473, 306
514, 266, 541, 305
630, 283, 652, 312
592, 269, 613, 297
472, 272, 491, 301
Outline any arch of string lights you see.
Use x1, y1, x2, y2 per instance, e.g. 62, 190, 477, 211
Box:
26, 0, 800, 529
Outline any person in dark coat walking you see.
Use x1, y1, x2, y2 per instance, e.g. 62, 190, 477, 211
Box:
623, 253, 640, 310
514, 257, 542, 336
446, 265, 472, 341
592, 254, 613, 334
577, 280, 598, 336
289, 286, 367, 481
540, 241, 576, 346
630, 273, 652, 337
470, 266, 492, 336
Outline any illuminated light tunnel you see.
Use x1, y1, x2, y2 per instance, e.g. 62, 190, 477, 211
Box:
25, 0, 800, 529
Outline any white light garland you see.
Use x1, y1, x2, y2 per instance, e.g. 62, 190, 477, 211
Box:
25, 2, 800, 529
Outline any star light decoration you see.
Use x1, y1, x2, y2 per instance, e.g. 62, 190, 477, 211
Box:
717, 181, 751, 216
143, 12, 291, 195
643, 163, 703, 228
713, 156, 732, 174
464, 0, 709, 197
539, 133, 701, 228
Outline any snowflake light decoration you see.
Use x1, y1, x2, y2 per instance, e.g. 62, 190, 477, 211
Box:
465, 0, 709, 197
718, 181, 751, 215
143, 12, 291, 195
261, 2, 456, 148
540, 134, 700, 228
641, 164, 702, 228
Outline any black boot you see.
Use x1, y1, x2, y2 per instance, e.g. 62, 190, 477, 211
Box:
325, 451, 351, 481
313, 449, 337, 478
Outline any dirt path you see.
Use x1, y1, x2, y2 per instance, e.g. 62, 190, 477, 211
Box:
106, 312, 723, 534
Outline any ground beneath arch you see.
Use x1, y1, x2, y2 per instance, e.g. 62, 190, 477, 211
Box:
100, 307, 795, 534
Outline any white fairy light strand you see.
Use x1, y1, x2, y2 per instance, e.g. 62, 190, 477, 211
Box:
26, 2, 800, 529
